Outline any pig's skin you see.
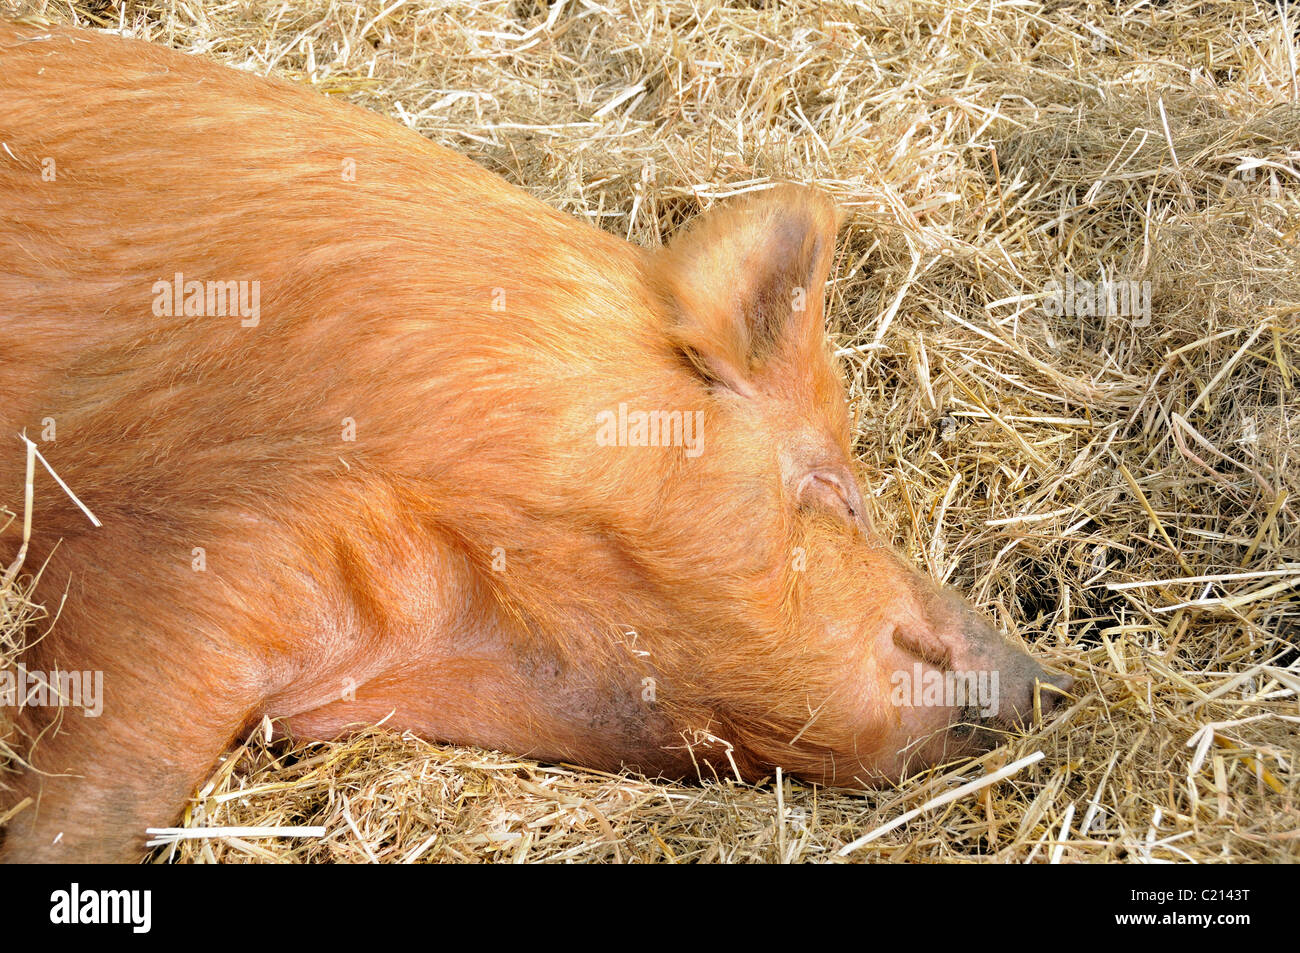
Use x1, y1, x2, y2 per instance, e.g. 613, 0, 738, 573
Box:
0, 22, 1070, 862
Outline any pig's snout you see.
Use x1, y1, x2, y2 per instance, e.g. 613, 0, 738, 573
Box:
942, 602, 1074, 732
988, 641, 1074, 729
880, 583, 1074, 772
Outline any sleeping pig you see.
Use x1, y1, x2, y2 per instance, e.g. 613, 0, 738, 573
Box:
0, 21, 1070, 862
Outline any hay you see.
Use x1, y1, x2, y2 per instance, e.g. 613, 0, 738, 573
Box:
1, 0, 1296, 862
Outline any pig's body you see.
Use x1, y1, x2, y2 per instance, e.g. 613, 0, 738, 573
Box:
0, 23, 1068, 862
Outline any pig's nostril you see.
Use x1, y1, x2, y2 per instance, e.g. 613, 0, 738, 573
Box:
1037, 674, 1074, 715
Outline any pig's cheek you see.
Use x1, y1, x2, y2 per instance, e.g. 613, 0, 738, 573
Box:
831, 653, 910, 745
827, 624, 972, 774
876, 649, 971, 755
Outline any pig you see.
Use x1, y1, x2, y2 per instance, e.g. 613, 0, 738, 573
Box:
0, 22, 1071, 862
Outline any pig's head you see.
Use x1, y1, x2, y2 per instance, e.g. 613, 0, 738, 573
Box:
589, 184, 1074, 786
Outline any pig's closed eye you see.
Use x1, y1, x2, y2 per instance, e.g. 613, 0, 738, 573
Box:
891, 625, 953, 671
794, 465, 871, 533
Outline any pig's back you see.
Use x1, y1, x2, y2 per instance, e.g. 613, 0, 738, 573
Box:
0, 23, 661, 533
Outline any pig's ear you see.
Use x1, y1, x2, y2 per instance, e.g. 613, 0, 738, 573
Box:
652, 185, 841, 397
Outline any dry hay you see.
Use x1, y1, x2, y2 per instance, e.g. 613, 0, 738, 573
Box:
0, 0, 1296, 863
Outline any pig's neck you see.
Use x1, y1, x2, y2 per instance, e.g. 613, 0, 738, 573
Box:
259, 480, 717, 776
